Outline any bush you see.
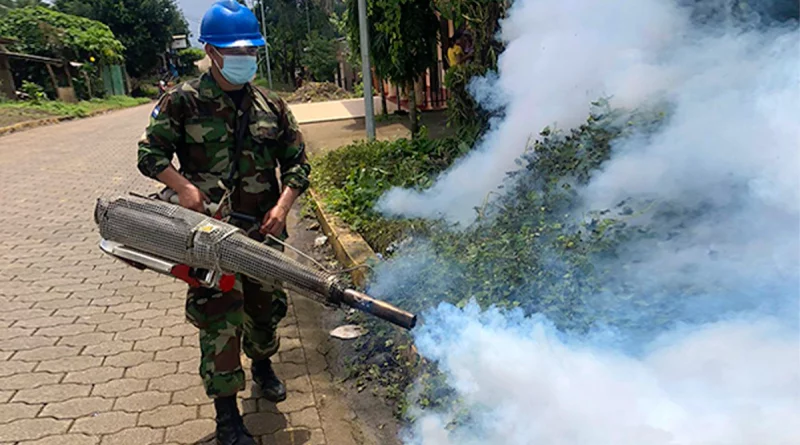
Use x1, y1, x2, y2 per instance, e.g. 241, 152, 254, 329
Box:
0, 6, 124, 101
21, 81, 46, 102
132, 84, 160, 99
321, 99, 672, 419
177, 48, 205, 76
311, 129, 470, 252
0, 6, 124, 64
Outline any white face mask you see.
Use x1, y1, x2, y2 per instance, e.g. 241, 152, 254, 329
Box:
212, 47, 257, 85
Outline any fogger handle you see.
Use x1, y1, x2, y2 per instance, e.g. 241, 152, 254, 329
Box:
342, 289, 417, 330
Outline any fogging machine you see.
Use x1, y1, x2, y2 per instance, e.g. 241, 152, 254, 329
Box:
93, 194, 416, 330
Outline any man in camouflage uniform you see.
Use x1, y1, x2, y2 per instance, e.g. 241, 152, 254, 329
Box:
136, 2, 309, 444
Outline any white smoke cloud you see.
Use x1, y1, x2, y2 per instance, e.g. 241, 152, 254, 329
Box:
377, 0, 800, 444
403, 302, 800, 445
377, 0, 693, 225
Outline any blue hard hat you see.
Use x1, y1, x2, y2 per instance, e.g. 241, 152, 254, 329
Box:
199, 0, 265, 48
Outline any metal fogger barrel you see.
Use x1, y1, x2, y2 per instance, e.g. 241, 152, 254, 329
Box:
93, 195, 416, 330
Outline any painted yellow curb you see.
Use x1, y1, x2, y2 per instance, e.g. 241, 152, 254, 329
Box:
309, 188, 378, 289
0, 115, 71, 137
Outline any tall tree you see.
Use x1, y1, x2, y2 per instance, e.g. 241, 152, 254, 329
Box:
54, 0, 188, 77
347, 0, 439, 134
255, 0, 337, 87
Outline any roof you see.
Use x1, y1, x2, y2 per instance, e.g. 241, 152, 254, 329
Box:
0, 50, 63, 65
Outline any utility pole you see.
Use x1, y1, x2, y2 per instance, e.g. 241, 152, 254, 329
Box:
258, 0, 273, 89
357, 0, 375, 140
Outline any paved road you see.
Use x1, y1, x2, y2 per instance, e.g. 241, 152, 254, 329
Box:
0, 105, 359, 445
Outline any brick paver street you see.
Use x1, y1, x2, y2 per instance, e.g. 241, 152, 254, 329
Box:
0, 105, 361, 445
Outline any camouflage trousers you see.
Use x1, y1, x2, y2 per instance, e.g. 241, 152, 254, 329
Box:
185, 274, 288, 399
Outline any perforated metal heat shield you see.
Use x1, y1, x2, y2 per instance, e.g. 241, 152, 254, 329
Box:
94, 195, 343, 301
93, 195, 417, 329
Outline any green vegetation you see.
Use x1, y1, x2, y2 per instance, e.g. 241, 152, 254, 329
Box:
177, 48, 206, 76
0, 0, 47, 15
346, 0, 440, 133
437, 0, 506, 143
0, 6, 124, 64
301, 31, 339, 82
313, 99, 671, 418
0, 5, 125, 100
310, 128, 470, 253
54, 0, 188, 78
0, 95, 151, 119
256, 0, 342, 86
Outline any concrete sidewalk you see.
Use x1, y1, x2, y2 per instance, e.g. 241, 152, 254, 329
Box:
289, 97, 397, 125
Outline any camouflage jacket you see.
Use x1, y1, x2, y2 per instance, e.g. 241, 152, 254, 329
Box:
137, 73, 310, 218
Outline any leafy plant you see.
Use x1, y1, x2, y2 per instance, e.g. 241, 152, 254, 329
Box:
21, 80, 46, 102
443, 62, 491, 144
54, 0, 187, 77
315, 98, 673, 420
311, 130, 469, 252
0, 6, 124, 64
301, 31, 339, 82
436, 0, 508, 143
177, 48, 206, 76
346, 0, 440, 134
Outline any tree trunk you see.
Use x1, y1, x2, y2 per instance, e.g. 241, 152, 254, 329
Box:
379, 76, 387, 115
408, 81, 419, 135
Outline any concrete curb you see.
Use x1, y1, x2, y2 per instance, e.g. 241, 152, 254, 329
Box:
296, 116, 366, 125
308, 189, 422, 368
0, 102, 154, 138
308, 188, 378, 289
0, 115, 73, 137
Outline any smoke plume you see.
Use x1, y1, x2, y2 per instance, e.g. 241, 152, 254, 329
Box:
368, 0, 800, 444
403, 302, 800, 445
376, 0, 799, 227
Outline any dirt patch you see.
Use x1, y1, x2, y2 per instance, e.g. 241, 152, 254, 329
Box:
0, 107, 57, 128
287, 82, 356, 104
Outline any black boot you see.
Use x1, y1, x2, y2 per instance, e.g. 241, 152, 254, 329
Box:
252, 358, 286, 403
214, 396, 256, 445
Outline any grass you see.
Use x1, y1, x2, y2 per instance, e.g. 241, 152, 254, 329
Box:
0, 95, 152, 122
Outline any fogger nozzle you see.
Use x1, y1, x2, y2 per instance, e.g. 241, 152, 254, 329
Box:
342, 289, 416, 329
93, 195, 416, 330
